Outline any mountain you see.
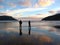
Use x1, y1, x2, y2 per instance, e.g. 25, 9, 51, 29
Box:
54, 26, 60, 28
42, 13, 60, 21
0, 16, 17, 21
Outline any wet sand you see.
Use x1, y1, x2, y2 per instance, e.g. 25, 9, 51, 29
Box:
0, 31, 60, 45
0, 21, 60, 45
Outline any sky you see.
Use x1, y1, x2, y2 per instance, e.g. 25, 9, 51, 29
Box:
0, 0, 60, 18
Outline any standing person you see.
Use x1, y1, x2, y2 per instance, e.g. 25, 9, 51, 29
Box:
19, 20, 22, 35
28, 20, 31, 35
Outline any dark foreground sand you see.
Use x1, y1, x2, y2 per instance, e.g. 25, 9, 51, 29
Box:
0, 31, 60, 45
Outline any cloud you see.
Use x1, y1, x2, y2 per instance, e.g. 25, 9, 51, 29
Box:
38, 0, 55, 7
48, 10, 56, 14
34, 3, 39, 8
0, 0, 4, 2
48, 8, 60, 15
0, 12, 8, 16
30, 14, 51, 18
5, 8, 46, 17
7, 2, 16, 8
0, 0, 54, 9
57, 10, 60, 13
18, 0, 31, 7
18, 0, 55, 8
6, 8, 46, 14
0, 5, 4, 8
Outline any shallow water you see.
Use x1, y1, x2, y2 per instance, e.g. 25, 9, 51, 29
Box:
0, 21, 60, 45
0, 21, 60, 36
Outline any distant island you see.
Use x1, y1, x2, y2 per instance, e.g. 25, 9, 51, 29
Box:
0, 16, 17, 21
42, 13, 60, 21
42, 13, 60, 28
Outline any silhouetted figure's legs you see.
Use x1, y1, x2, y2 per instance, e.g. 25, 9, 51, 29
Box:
19, 20, 22, 35
28, 21, 31, 35
29, 27, 31, 35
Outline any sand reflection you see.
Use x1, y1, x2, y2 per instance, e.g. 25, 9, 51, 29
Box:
0, 32, 54, 45
38, 35, 53, 43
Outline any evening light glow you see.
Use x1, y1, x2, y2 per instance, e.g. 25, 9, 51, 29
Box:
0, 0, 60, 18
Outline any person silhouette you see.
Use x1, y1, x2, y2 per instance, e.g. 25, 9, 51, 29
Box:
19, 20, 22, 35
28, 21, 31, 35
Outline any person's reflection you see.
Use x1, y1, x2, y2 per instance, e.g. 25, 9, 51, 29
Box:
28, 21, 31, 35
19, 20, 22, 35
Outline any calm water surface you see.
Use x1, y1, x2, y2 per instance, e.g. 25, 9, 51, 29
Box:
0, 21, 60, 45
0, 21, 60, 35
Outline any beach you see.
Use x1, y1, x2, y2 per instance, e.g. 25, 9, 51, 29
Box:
0, 21, 60, 45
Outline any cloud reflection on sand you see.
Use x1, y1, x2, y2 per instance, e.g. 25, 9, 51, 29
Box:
0, 21, 60, 45
38, 35, 53, 43
0, 32, 54, 45
6, 28, 19, 32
